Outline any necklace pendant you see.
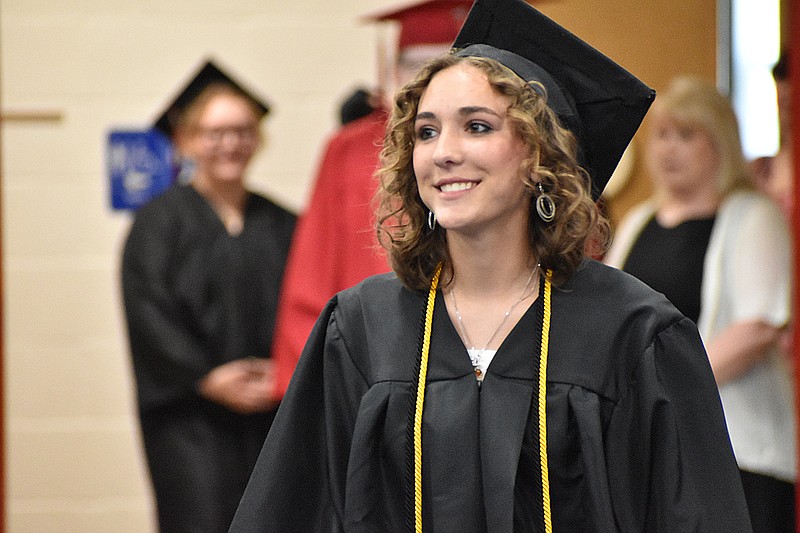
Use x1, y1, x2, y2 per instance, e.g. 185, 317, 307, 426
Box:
474, 366, 482, 377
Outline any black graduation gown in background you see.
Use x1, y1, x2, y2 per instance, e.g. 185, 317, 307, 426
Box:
230, 260, 751, 533
121, 183, 295, 533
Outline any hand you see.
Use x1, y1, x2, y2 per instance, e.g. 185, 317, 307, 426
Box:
706, 320, 782, 385
197, 358, 278, 414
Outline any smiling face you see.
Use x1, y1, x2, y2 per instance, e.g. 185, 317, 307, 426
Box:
178, 91, 262, 187
412, 63, 531, 238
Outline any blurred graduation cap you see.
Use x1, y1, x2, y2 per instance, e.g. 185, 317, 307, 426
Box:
152, 59, 271, 139
453, 0, 655, 199
363, 0, 473, 51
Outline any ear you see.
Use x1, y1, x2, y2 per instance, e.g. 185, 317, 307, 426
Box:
523, 173, 537, 192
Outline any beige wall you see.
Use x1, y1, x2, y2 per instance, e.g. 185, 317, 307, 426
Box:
0, 1, 717, 531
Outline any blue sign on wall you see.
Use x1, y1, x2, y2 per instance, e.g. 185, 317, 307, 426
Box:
107, 129, 175, 210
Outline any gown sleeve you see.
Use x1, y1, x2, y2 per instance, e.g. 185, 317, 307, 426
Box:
121, 201, 216, 411
230, 296, 369, 533
605, 316, 752, 532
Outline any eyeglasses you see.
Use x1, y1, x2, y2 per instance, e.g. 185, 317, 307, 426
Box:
195, 125, 259, 144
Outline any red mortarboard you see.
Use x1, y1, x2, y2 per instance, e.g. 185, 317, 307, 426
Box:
363, 0, 473, 50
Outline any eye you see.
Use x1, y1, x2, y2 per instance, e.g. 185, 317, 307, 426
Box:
654, 126, 671, 140
677, 127, 697, 142
203, 128, 225, 142
416, 125, 438, 141
468, 121, 492, 134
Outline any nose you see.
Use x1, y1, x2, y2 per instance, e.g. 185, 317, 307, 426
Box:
432, 127, 463, 167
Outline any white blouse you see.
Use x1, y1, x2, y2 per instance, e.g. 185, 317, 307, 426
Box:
606, 191, 796, 482
467, 348, 497, 382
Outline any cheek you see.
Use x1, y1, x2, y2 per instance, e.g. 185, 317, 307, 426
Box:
177, 137, 206, 160
644, 140, 668, 172
235, 144, 259, 160
412, 147, 428, 180
700, 139, 718, 160
647, 136, 670, 155
494, 146, 526, 180
697, 146, 721, 174
686, 138, 716, 165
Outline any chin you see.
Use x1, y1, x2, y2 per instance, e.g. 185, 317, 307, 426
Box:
213, 165, 248, 181
436, 219, 473, 233
209, 173, 246, 186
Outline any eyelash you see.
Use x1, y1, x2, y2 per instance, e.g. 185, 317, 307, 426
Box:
415, 121, 493, 140
416, 126, 436, 140
469, 122, 491, 133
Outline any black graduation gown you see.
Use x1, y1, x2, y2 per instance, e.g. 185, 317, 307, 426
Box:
230, 260, 751, 533
121, 183, 296, 533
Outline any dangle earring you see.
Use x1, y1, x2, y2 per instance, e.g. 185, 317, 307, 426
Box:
535, 183, 556, 223
427, 210, 437, 231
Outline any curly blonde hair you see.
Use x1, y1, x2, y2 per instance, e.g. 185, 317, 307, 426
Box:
376, 53, 609, 290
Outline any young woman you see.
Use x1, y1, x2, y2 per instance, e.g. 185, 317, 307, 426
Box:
230, 1, 751, 531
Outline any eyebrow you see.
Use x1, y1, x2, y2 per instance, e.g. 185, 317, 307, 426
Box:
415, 106, 502, 121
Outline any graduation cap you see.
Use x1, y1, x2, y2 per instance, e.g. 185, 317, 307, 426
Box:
363, 0, 473, 51
453, 0, 655, 199
152, 59, 271, 139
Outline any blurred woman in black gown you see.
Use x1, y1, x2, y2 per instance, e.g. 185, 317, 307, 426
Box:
121, 73, 295, 532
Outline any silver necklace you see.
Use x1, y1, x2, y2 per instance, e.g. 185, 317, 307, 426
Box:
450, 266, 539, 378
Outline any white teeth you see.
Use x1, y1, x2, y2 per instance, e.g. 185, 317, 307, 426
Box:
440, 182, 475, 192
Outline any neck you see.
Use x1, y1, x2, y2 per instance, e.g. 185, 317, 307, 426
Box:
191, 175, 247, 234
445, 237, 539, 355
192, 174, 247, 210
446, 229, 535, 296
656, 187, 720, 227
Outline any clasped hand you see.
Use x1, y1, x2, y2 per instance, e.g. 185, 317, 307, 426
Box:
198, 358, 278, 414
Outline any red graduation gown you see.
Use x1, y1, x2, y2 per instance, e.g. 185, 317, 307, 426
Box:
271, 109, 392, 399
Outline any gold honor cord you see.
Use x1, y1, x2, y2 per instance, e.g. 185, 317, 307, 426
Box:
414, 264, 441, 533
414, 265, 553, 533
539, 269, 553, 533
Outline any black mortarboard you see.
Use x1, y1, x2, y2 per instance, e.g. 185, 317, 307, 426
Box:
453, 0, 655, 199
152, 59, 271, 139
